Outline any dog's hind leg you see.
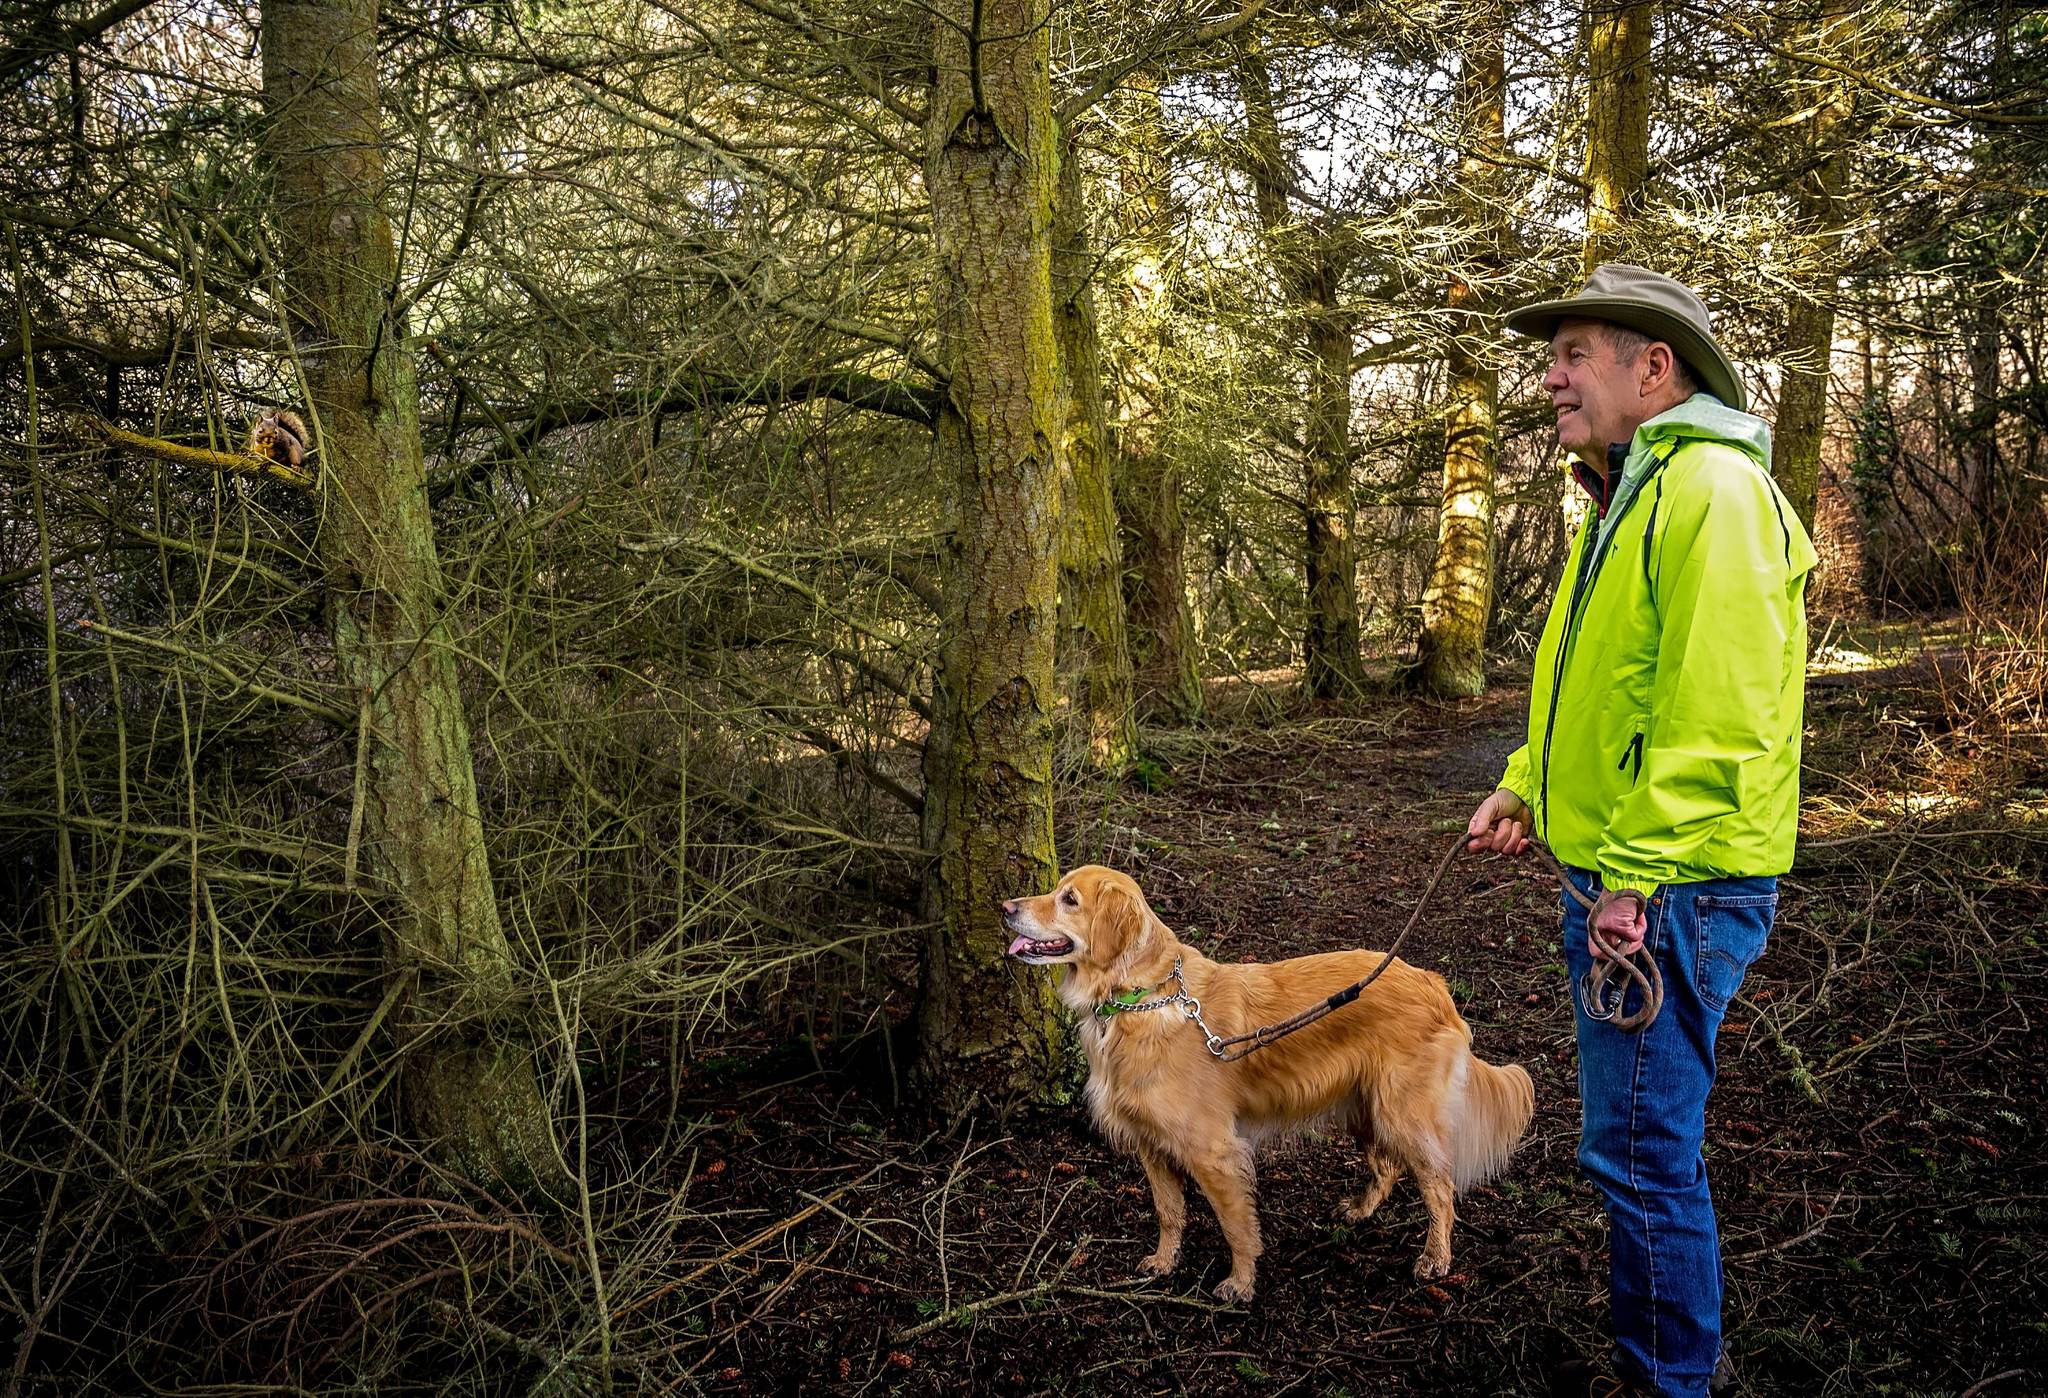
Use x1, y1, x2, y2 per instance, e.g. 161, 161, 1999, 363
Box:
1410, 1163, 1456, 1280
1339, 1145, 1404, 1223
1183, 1140, 1262, 1303
1135, 1145, 1186, 1278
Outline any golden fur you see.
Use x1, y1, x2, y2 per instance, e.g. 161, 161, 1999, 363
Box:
1003, 864, 1534, 1302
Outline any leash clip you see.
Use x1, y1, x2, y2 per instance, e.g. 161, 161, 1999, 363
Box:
1577, 968, 1622, 1022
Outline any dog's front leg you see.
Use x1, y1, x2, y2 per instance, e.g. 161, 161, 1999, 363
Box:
1134, 1146, 1185, 1278
1184, 1142, 1262, 1303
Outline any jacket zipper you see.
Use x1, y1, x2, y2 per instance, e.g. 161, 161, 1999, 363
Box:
1535, 442, 1676, 840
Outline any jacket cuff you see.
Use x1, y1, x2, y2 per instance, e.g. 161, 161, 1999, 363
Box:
1598, 871, 1660, 902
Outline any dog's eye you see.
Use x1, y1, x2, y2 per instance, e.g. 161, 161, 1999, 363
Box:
1060, 890, 1079, 907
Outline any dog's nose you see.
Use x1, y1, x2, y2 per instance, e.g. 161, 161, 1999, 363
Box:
1000, 899, 1019, 918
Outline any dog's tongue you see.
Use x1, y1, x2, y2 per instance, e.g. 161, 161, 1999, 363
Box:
1006, 934, 1033, 957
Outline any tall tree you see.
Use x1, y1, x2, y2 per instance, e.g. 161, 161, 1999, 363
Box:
1771, 0, 1860, 532
1416, 3, 1507, 698
260, 0, 563, 1189
915, 0, 1073, 1110
1112, 75, 1205, 722
1238, 40, 1368, 700
1582, 0, 1655, 270
1053, 121, 1139, 773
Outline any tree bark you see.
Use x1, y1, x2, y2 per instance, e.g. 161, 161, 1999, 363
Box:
1237, 43, 1366, 700
1771, 0, 1858, 533
1112, 75, 1204, 723
260, 0, 562, 1193
1582, 0, 1655, 271
1053, 121, 1139, 774
1964, 293, 2003, 529
915, 0, 1073, 1113
1417, 8, 1505, 699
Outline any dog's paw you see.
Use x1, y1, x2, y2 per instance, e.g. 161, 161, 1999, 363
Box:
1411, 1252, 1451, 1282
1337, 1196, 1380, 1223
1135, 1251, 1178, 1279
1212, 1275, 1255, 1305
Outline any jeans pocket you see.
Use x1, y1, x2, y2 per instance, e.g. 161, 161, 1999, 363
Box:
1694, 893, 1775, 1012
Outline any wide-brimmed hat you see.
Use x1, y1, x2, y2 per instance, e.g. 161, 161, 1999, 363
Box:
1504, 263, 1746, 413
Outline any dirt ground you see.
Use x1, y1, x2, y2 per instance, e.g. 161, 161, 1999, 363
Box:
638, 658, 2046, 1398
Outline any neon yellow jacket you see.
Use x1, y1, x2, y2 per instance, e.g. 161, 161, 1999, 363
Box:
1499, 395, 1817, 899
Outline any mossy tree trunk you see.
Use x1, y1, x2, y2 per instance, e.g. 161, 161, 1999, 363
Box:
260, 0, 562, 1192
1417, 8, 1505, 699
1300, 254, 1366, 700
1053, 121, 1139, 775
1238, 42, 1366, 700
915, 0, 1073, 1113
1582, 0, 1655, 271
1772, 0, 1859, 533
1112, 75, 1204, 723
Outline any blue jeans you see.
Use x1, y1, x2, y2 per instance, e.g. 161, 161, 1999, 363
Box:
1561, 867, 1776, 1398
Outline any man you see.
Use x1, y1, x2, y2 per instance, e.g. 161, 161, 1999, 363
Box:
1466, 264, 1817, 1398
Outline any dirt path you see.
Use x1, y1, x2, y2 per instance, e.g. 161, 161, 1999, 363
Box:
648, 678, 2046, 1397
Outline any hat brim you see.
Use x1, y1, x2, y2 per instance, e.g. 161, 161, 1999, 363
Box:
1504, 295, 1747, 413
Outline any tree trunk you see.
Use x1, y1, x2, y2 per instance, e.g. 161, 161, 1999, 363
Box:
260, 0, 562, 1192
1582, 0, 1655, 271
1238, 43, 1366, 700
1053, 121, 1139, 774
915, 0, 1073, 1113
1112, 76, 1204, 723
1771, 0, 1858, 533
1964, 294, 2003, 529
1301, 254, 1366, 700
1417, 9, 1505, 699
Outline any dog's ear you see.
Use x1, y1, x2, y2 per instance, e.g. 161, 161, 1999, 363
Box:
1097, 882, 1149, 964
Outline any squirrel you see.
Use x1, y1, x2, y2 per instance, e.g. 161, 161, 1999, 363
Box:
248, 409, 309, 471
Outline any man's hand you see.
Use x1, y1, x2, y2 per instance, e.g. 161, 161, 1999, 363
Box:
1589, 889, 1648, 960
1466, 787, 1532, 855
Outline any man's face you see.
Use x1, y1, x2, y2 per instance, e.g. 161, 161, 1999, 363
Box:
1543, 317, 1645, 460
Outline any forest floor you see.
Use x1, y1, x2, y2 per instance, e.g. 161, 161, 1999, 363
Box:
637, 620, 2046, 1398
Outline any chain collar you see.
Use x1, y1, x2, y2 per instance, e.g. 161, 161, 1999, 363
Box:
1092, 956, 1229, 1058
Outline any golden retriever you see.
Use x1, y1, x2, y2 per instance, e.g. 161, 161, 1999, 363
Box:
1003, 864, 1533, 1302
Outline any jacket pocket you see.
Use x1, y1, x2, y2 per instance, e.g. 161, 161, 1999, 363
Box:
1694, 892, 1776, 1012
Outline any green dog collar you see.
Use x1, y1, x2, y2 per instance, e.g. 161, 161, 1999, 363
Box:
1095, 986, 1154, 1017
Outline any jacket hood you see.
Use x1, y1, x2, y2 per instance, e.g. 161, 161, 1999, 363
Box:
1633, 393, 1773, 471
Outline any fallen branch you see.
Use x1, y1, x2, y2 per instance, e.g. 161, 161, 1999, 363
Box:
893, 1280, 1232, 1341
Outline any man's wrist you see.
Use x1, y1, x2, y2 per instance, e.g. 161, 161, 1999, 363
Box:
1590, 887, 1648, 923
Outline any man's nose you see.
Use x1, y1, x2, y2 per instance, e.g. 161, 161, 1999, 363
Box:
1541, 363, 1569, 393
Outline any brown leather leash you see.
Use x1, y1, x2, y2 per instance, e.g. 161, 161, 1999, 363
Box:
1186, 832, 1662, 1062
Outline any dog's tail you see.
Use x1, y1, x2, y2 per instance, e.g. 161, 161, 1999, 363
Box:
1448, 1045, 1534, 1192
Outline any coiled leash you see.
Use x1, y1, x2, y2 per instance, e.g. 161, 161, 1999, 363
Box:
1098, 832, 1662, 1061
1522, 841, 1664, 1033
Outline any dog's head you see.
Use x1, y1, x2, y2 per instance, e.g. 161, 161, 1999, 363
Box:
1000, 865, 1156, 972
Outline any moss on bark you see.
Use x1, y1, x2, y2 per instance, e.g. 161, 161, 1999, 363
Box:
1583, 0, 1655, 271
1418, 12, 1504, 700
1053, 122, 1139, 774
915, 0, 1077, 1113
261, 0, 564, 1194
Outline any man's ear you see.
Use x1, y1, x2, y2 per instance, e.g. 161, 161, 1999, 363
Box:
1643, 341, 1676, 395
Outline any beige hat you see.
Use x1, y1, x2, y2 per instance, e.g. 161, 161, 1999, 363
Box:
1504, 263, 1746, 413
